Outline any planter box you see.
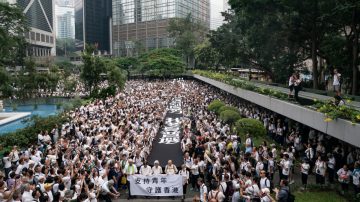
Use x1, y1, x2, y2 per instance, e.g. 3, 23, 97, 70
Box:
194, 74, 360, 147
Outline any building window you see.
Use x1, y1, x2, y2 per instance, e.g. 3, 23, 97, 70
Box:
36, 33, 40, 41
41, 34, 45, 42
46, 35, 50, 43
31, 32, 35, 40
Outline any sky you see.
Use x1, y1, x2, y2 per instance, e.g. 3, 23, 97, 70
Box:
210, 0, 229, 30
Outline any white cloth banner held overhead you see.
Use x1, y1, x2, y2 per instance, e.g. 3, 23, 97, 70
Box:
128, 174, 183, 196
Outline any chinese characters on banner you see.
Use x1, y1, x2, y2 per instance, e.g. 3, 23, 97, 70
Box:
128, 175, 183, 196
158, 97, 182, 144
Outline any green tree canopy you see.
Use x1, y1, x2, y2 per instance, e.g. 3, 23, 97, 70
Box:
168, 14, 208, 67
139, 48, 185, 77
80, 45, 104, 93
219, 109, 241, 126
0, 2, 28, 66
235, 118, 266, 137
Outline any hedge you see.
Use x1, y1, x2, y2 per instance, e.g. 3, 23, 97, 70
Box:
235, 118, 267, 137
208, 100, 226, 114
219, 109, 241, 126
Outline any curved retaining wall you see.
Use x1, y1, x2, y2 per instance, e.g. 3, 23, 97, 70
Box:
194, 74, 360, 147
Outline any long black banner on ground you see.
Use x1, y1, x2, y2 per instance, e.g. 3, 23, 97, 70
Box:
148, 97, 183, 167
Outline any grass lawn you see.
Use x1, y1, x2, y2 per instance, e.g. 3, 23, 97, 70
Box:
294, 191, 348, 202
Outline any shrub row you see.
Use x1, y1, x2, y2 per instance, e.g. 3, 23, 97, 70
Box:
208, 100, 266, 138
194, 70, 360, 123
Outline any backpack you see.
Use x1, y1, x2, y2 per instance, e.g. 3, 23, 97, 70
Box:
263, 178, 274, 194
209, 190, 220, 202
224, 181, 235, 201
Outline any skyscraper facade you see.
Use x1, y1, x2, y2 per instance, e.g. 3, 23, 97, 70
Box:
55, 0, 75, 39
3, 0, 56, 60
75, 0, 112, 53
112, 0, 210, 56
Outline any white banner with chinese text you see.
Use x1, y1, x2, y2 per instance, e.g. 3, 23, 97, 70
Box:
128, 174, 183, 196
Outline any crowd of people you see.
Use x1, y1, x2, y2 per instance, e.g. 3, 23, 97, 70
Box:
0, 79, 359, 202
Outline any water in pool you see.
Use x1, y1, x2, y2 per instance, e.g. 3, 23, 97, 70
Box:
0, 104, 62, 135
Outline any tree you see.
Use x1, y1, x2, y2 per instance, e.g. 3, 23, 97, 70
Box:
114, 57, 139, 78
168, 14, 208, 68
194, 39, 219, 69
214, 1, 303, 82
102, 58, 126, 90
0, 66, 13, 97
139, 48, 185, 77
0, 2, 28, 66
56, 38, 76, 56
219, 110, 241, 126
331, 0, 360, 95
208, 100, 226, 114
235, 118, 266, 137
80, 44, 104, 94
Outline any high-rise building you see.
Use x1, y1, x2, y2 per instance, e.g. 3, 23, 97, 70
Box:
2, 0, 56, 60
210, 0, 230, 30
74, 0, 112, 54
112, 0, 210, 56
55, 0, 75, 39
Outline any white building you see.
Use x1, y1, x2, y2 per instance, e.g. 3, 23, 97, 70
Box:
55, 1, 75, 39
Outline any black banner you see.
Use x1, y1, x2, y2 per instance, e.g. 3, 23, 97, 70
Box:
148, 97, 183, 168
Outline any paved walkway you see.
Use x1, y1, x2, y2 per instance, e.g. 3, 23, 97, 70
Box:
237, 79, 360, 109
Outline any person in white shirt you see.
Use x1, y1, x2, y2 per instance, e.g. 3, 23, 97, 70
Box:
190, 159, 200, 191
315, 156, 326, 185
327, 153, 336, 184
179, 164, 189, 200
9, 146, 19, 164
2, 152, 12, 178
244, 179, 261, 201
288, 73, 296, 98
245, 134, 253, 153
21, 183, 34, 202
281, 154, 291, 180
139, 161, 152, 176
197, 178, 207, 202
352, 162, 360, 195
259, 170, 271, 190
333, 68, 341, 94
301, 159, 310, 190
337, 165, 351, 194
184, 152, 193, 170
151, 160, 163, 175
165, 160, 178, 175
100, 180, 120, 201
267, 153, 275, 180
208, 181, 225, 202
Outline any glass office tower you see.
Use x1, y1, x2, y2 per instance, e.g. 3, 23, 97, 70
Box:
112, 0, 210, 56
75, 0, 112, 53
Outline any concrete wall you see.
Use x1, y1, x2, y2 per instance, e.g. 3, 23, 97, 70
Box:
194, 75, 360, 148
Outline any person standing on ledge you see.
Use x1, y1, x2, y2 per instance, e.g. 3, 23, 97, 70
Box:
333, 68, 341, 94
293, 72, 302, 102
288, 73, 296, 99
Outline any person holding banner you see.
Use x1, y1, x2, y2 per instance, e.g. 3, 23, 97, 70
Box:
152, 160, 163, 175
124, 159, 138, 200
165, 160, 178, 175
179, 164, 190, 201
139, 161, 152, 176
